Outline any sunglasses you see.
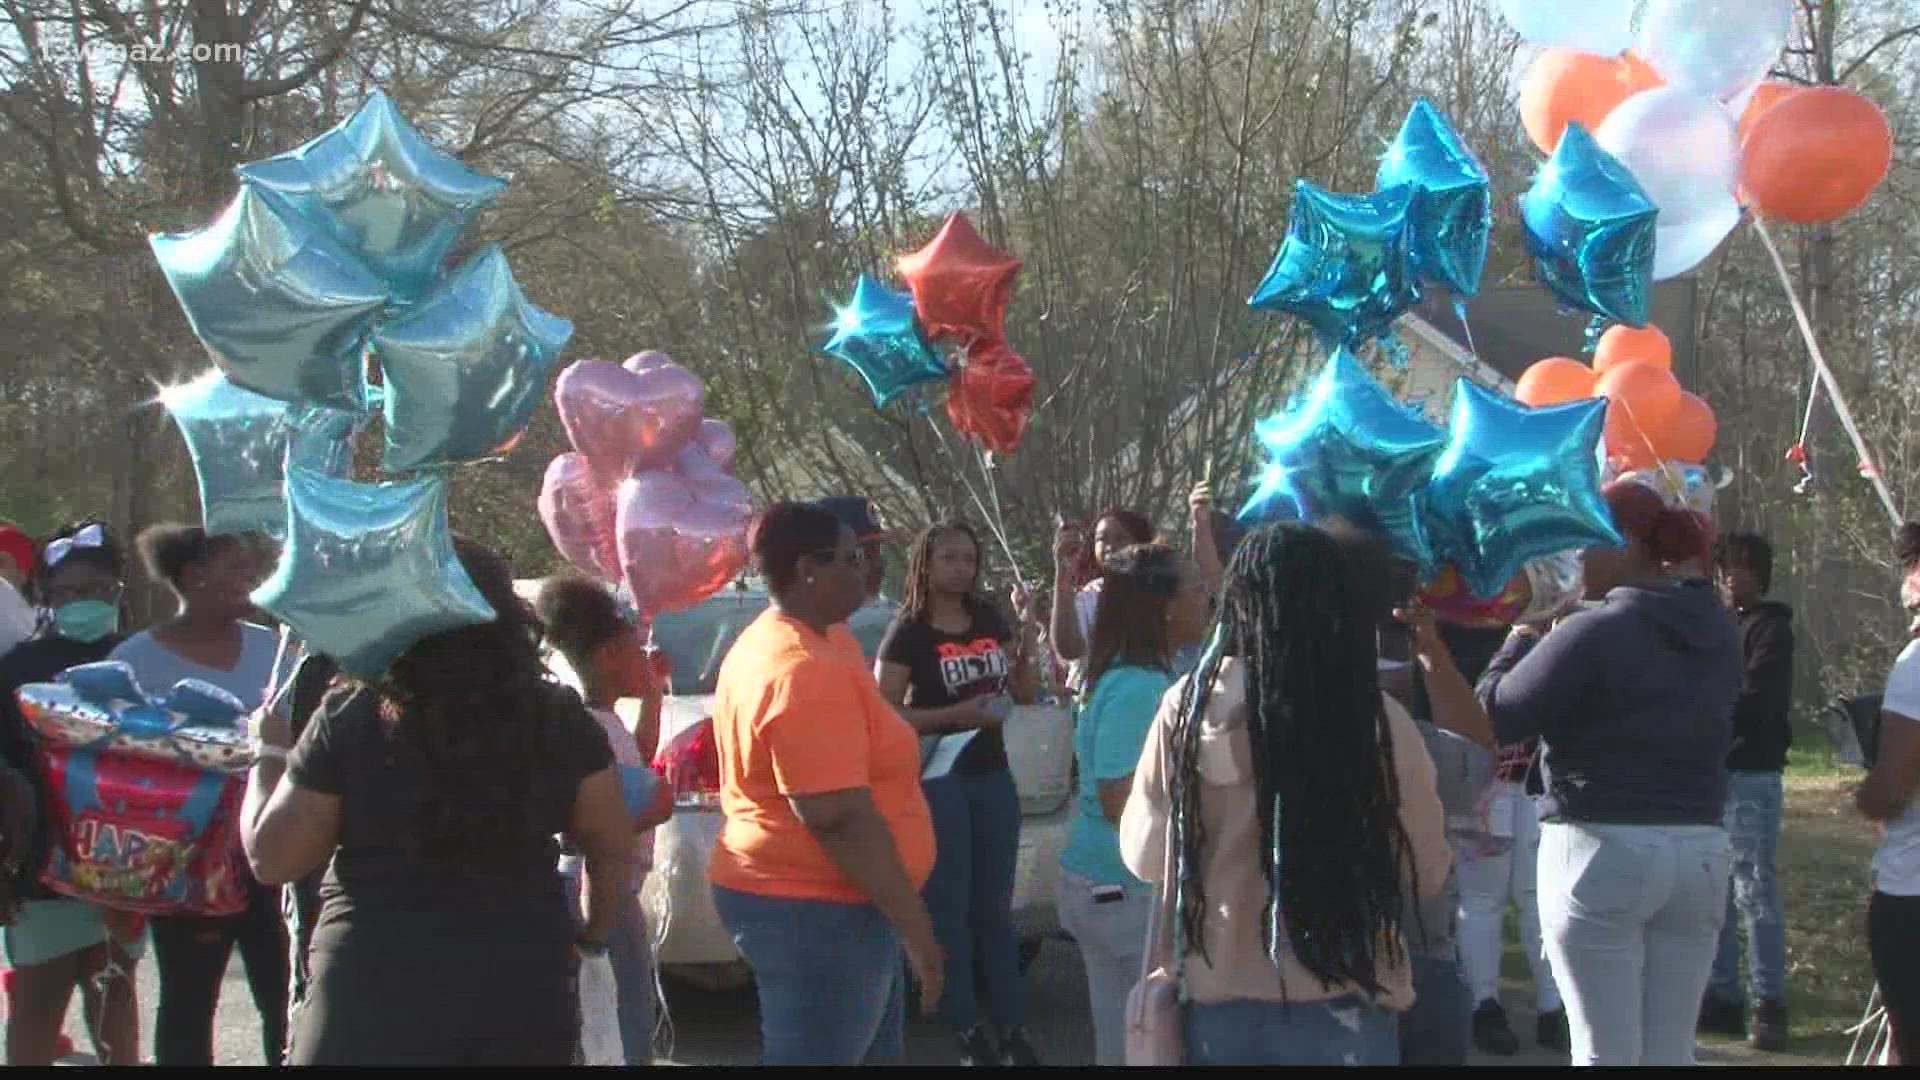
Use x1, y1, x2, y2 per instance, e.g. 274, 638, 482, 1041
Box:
807, 547, 868, 569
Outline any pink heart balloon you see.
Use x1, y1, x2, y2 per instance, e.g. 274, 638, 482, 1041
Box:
694, 419, 738, 474
624, 351, 675, 374
554, 358, 705, 484
538, 452, 620, 581
616, 451, 754, 618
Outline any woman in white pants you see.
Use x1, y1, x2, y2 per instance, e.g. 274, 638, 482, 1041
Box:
1456, 740, 1565, 1055
1439, 483, 1742, 1066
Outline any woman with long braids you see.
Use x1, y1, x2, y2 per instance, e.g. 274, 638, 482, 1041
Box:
240, 538, 636, 1065
1119, 523, 1452, 1065
876, 521, 1041, 1066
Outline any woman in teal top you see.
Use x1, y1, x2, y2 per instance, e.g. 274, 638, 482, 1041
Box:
1058, 542, 1211, 1064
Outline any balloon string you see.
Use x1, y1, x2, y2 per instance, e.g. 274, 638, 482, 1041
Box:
262, 624, 296, 715
1750, 216, 1903, 527
1450, 297, 1481, 368
926, 418, 1029, 596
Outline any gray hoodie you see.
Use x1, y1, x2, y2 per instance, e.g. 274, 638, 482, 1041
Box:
1403, 722, 1494, 956
1479, 578, 1741, 826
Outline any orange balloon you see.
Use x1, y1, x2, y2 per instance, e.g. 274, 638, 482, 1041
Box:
1596, 360, 1682, 460
1737, 81, 1801, 142
1519, 49, 1664, 154
1593, 324, 1672, 375
1516, 357, 1595, 407
1650, 392, 1717, 463
1741, 86, 1893, 225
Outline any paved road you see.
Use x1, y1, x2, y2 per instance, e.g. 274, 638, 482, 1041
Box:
21, 933, 1830, 1066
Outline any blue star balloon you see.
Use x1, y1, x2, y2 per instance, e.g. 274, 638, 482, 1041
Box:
1235, 349, 1447, 566
372, 244, 574, 473
1377, 98, 1491, 297
160, 370, 357, 537
822, 275, 950, 408
149, 183, 390, 410
238, 90, 508, 302
1519, 122, 1657, 328
1249, 180, 1422, 348
253, 467, 495, 678
1422, 380, 1623, 598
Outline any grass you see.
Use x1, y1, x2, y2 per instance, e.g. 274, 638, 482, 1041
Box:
1493, 731, 1881, 1065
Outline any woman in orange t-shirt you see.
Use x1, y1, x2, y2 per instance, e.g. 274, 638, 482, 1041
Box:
708, 502, 941, 1066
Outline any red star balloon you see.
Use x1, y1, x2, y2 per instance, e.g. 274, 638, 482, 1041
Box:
946, 342, 1035, 454
896, 213, 1023, 344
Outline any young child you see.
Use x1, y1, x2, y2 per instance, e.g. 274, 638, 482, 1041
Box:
535, 576, 674, 1066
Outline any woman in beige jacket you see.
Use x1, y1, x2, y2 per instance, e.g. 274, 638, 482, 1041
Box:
1120, 523, 1458, 1065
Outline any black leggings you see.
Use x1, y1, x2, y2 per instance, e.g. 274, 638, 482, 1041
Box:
150, 879, 290, 1066
1870, 891, 1920, 1064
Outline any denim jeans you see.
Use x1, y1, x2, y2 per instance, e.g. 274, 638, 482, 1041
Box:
562, 869, 656, 1065
1538, 821, 1731, 1065
1708, 770, 1787, 1005
922, 766, 1024, 1033
1055, 869, 1152, 1065
1457, 781, 1562, 1012
1185, 996, 1400, 1065
1400, 954, 1472, 1065
711, 885, 905, 1065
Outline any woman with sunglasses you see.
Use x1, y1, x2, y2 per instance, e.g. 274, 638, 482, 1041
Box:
875, 522, 1042, 1066
709, 502, 942, 1065
0, 521, 144, 1065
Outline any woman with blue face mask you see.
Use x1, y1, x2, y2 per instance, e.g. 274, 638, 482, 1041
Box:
0, 520, 146, 1066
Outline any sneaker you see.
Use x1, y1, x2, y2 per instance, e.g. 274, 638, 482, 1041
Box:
957, 1027, 1000, 1067
1472, 999, 1521, 1056
1697, 996, 1747, 1038
998, 1028, 1039, 1067
1536, 1007, 1571, 1052
1750, 999, 1789, 1052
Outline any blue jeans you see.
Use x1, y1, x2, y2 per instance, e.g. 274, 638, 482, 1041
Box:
711, 886, 905, 1065
1400, 954, 1472, 1065
1186, 996, 1400, 1065
1538, 822, 1731, 1065
562, 870, 655, 1065
922, 766, 1024, 1033
1708, 770, 1786, 1005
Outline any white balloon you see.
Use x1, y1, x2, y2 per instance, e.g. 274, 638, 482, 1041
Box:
1596, 88, 1740, 226
1653, 193, 1741, 280
1498, 0, 1636, 56
1639, 0, 1794, 102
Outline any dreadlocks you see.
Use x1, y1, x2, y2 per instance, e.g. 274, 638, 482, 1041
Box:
1168, 522, 1413, 997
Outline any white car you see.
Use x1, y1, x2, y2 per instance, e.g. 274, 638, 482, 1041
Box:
519, 580, 1074, 992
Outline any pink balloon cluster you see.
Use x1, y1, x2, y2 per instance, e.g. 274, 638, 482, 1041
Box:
540, 351, 753, 619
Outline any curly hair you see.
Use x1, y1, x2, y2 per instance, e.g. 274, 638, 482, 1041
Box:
369, 537, 575, 871
1168, 523, 1412, 997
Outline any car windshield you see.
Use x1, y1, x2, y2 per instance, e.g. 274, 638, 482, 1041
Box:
650, 590, 899, 696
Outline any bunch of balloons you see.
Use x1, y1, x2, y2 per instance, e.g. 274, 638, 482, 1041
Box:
541, 352, 753, 622
16, 663, 257, 915
1515, 323, 1717, 470
1240, 351, 1620, 613
150, 91, 567, 677
1509, 0, 1891, 304
1251, 99, 1490, 348
822, 213, 1035, 453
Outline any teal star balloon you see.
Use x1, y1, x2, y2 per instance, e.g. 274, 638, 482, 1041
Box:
253, 467, 495, 678
149, 183, 390, 410
1249, 180, 1423, 348
373, 244, 574, 473
160, 370, 357, 538
1236, 349, 1446, 566
238, 90, 507, 302
1422, 380, 1623, 598
822, 274, 950, 408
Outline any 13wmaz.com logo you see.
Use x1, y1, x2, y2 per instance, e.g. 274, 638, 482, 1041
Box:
39, 38, 244, 66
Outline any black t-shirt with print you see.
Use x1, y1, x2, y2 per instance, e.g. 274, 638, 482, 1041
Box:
879, 605, 1014, 775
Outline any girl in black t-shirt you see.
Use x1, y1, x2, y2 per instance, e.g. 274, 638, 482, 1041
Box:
875, 522, 1040, 1066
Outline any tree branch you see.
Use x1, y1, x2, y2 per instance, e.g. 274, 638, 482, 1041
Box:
240, 0, 374, 100
1838, 23, 1920, 84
